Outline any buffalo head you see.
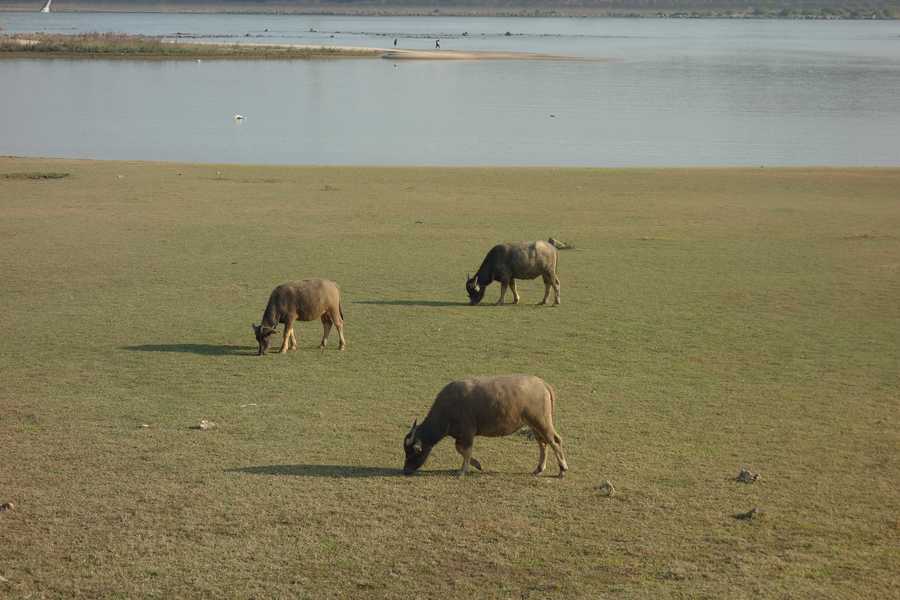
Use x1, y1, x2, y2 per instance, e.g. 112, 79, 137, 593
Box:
403, 419, 433, 475
251, 323, 278, 355
465, 273, 485, 305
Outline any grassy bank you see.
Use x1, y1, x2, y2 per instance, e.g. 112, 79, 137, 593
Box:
1, 158, 898, 598
0, 33, 380, 59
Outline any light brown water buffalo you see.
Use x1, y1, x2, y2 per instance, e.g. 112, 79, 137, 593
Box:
403, 375, 568, 477
465, 240, 560, 306
252, 279, 346, 355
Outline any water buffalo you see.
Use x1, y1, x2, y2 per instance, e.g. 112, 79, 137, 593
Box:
403, 375, 568, 478
465, 240, 560, 305
252, 279, 346, 355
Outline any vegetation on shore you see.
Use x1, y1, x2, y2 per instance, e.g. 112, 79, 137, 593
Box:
1, 157, 898, 598
0, 33, 380, 59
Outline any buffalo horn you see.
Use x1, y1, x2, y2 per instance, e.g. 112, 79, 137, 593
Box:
404, 419, 417, 446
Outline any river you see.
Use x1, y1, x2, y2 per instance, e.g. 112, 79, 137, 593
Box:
2, 12, 898, 165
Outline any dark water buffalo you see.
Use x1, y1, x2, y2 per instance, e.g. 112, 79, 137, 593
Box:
252, 279, 346, 355
403, 375, 569, 478
465, 240, 560, 305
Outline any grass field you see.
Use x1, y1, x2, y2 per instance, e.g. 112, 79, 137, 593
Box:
1, 157, 898, 598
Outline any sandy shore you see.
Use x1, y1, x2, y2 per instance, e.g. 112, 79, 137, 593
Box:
379, 48, 588, 61
171, 40, 588, 61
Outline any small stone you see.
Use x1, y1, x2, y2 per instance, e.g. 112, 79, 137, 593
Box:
597, 480, 616, 497
0, 574, 8, 582
736, 467, 760, 483
194, 419, 216, 430
734, 507, 760, 520
0, 502, 15, 512
139, 423, 150, 429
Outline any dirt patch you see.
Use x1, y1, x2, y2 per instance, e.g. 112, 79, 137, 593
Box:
3, 171, 70, 180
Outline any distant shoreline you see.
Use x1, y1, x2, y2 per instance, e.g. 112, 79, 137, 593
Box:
0, 3, 896, 19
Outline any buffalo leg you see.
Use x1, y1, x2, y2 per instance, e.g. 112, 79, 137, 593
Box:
548, 432, 568, 477
288, 327, 298, 350
539, 275, 551, 305
553, 276, 561, 305
279, 317, 294, 353
533, 440, 548, 475
455, 439, 479, 476
320, 315, 332, 349
509, 279, 520, 305
496, 280, 509, 305
333, 311, 347, 350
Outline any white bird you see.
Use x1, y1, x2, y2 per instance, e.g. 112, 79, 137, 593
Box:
233, 114, 245, 121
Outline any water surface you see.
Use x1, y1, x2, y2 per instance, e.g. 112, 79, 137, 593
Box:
2, 13, 898, 166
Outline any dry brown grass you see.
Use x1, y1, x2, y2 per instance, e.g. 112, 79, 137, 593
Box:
0, 33, 380, 59
0, 158, 898, 598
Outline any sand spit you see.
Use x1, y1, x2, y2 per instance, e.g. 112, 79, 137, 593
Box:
198, 42, 590, 61
2, 34, 592, 61
173, 40, 590, 61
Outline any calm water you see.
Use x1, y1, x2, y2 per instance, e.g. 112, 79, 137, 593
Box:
2, 13, 899, 166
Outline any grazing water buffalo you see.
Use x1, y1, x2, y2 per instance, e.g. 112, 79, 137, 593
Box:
403, 375, 568, 478
252, 279, 346, 355
465, 240, 560, 306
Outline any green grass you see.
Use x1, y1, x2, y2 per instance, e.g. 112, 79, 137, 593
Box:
0, 33, 380, 59
1, 158, 898, 598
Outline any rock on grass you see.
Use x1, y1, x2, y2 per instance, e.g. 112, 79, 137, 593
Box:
736, 467, 760, 483
596, 480, 616, 497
